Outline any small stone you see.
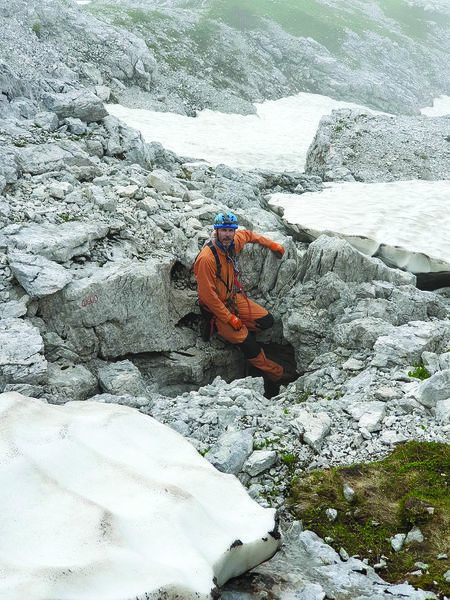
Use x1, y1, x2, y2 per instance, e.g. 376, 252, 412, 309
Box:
243, 450, 277, 477
325, 508, 337, 522
339, 547, 349, 561
374, 558, 387, 570
343, 483, 355, 502
342, 358, 364, 371
405, 526, 424, 545
391, 533, 406, 552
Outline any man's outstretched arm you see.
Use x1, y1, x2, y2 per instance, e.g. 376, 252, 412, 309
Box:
235, 230, 285, 258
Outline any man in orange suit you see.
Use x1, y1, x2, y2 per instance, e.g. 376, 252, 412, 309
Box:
194, 211, 293, 396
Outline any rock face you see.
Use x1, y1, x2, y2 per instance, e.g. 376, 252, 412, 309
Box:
38, 257, 195, 358
0, 319, 47, 390
0, 392, 280, 599
305, 109, 450, 182
0, 0, 156, 98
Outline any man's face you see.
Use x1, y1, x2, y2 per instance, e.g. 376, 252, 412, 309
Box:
217, 227, 236, 248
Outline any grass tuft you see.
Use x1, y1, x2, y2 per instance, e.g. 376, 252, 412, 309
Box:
287, 441, 450, 597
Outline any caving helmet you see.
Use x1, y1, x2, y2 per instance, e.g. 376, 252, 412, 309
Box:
213, 212, 239, 229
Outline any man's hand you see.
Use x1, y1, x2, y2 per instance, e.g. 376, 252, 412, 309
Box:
269, 242, 285, 259
228, 315, 242, 330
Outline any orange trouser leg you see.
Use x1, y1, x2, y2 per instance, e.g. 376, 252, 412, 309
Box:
248, 349, 283, 381
215, 296, 283, 381
235, 296, 271, 331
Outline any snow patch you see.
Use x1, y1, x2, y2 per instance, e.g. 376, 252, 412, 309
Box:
0, 392, 279, 599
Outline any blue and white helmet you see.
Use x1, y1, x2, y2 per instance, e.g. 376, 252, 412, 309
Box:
213, 212, 239, 229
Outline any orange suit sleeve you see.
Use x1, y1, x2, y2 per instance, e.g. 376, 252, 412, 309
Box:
234, 229, 279, 252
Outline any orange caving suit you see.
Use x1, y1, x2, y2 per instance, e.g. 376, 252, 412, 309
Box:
194, 230, 284, 381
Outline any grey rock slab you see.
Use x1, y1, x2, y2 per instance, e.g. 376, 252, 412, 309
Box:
0, 299, 28, 319
148, 169, 188, 197
15, 141, 100, 176
5, 222, 109, 263
300, 235, 415, 286
34, 111, 59, 132
416, 369, 450, 408
97, 360, 148, 398
435, 398, 450, 422
86, 185, 117, 211
205, 429, 253, 475
39, 258, 194, 358
102, 116, 154, 167
293, 410, 332, 453
372, 321, 450, 368
359, 404, 386, 433
0, 147, 19, 183
47, 362, 97, 403
8, 251, 73, 298
95, 86, 111, 102
64, 117, 87, 135
243, 450, 278, 477
47, 181, 74, 199
42, 89, 108, 123
422, 351, 450, 374
334, 318, 395, 350
0, 318, 47, 390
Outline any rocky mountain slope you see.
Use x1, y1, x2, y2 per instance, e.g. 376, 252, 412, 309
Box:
84, 0, 450, 114
2, 0, 450, 116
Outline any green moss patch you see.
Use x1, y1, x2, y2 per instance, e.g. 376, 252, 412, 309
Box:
288, 441, 450, 597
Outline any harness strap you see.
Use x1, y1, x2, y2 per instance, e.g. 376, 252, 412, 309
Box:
206, 240, 222, 281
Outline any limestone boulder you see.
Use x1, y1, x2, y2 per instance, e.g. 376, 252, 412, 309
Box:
0, 146, 19, 183
42, 89, 108, 123
47, 362, 98, 403
305, 109, 450, 182
300, 236, 415, 286
372, 321, 450, 369
15, 140, 101, 177
5, 221, 109, 263
38, 258, 197, 359
148, 168, 188, 197
101, 115, 154, 167
415, 369, 450, 409
97, 360, 148, 398
0, 319, 47, 391
293, 409, 332, 452
8, 250, 73, 298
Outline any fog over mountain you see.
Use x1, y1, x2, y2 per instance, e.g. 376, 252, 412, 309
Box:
2, 0, 450, 115
85, 0, 450, 114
